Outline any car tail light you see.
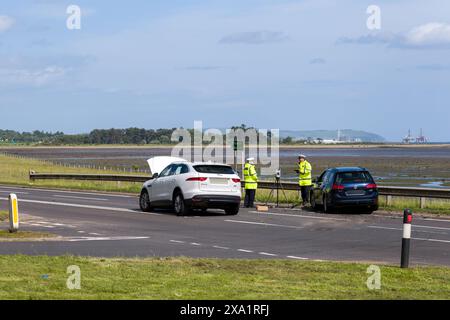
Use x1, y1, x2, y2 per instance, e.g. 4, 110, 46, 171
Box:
232, 178, 241, 183
365, 183, 377, 189
332, 184, 344, 190
186, 177, 207, 182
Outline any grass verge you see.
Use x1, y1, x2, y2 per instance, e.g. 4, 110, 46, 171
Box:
0, 256, 448, 300
0, 211, 8, 221
0, 230, 56, 240
0, 154, 142, 193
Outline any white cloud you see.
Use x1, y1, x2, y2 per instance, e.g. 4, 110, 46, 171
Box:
404, 23, 450, 47
338, 22, 450, 49
0, 15, 14, 32
0, 66, 66, 86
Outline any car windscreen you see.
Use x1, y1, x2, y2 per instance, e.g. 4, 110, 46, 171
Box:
193, 165, 235, 174
335, 171, 374, 184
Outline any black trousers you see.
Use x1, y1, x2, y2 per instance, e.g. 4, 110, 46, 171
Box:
244, 189, 256, 208
300, 186, 311, 204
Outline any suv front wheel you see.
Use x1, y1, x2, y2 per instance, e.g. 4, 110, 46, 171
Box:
139, 189, 152, 212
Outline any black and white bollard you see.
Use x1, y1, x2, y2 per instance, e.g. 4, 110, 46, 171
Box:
401, 209, 412, 268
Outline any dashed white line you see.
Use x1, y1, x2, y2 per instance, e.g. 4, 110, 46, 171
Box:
286, 255, 309, 260
77, 231, 86, 234
190, 242, 201, 246
237, 249, 253, 253
258, 252, 278, 257
213, 245, 230, 250
170, 240, 186, 244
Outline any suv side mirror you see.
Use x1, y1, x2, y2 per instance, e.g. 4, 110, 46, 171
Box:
152, 173, 159, 179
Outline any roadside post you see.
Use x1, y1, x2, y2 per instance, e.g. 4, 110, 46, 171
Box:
8, 193, 19, 233
400, 209, 412, 268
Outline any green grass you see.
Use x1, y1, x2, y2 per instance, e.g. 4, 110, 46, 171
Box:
0, 230, 55, 240
0, 211, 8, 222
0, 154, 142, 193
378, 196, 450, 215
0, 256, 448, 299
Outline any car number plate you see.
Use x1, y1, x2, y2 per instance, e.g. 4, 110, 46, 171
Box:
209, 178, 228, 185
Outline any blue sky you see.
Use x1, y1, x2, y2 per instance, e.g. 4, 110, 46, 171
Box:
0, 0, 450, 141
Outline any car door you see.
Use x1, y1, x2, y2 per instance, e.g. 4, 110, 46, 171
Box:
150, 164, 174, 203
163, 164, 184, 201
315, 170, 329, 205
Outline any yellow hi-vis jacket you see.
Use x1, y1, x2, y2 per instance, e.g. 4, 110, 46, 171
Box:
298, 160, 312, 186
243, 163, 258, 190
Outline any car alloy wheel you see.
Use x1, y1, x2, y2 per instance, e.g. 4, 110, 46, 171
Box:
139, 190, 151, 212
310, 193, 316, 210
323, 195, 328, 213
174, 193, 185, 216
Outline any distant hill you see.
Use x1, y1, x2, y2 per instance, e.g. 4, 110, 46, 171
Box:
280, 129, 386, 143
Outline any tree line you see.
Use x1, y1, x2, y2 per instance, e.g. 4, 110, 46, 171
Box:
0, 128, 177, 145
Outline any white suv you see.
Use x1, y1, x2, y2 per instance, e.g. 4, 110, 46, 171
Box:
139, 157, 241, 216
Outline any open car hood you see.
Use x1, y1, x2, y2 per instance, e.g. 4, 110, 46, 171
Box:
147, 156, 188, 175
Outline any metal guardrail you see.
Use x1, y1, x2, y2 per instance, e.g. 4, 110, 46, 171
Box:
29, 172, 450, 200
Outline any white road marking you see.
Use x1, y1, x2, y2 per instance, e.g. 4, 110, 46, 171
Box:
249, 211, 346, 221
77, 231, 86, 234
414, 225, 450, 231
225, 219, 303, 229
367, 226, 448, 235
0, 197, 159, 216
258, 252, 278, 257
422, 218, 450, 223
67, 236, 149, 242
0, 191, 29, 194
213, 245, 230, 250
170, 240, 185, 244
286, 255, 309, 260
89, 233, 103, 236
412, 237, 450, 244
237, 249, 253, 253
190, 242, 201, 246
53, 195, 108, 201
372, 214, 450, 223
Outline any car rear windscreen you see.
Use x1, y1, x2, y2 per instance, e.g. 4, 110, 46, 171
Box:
193, 165, 235, 174
335, 171, 374, 184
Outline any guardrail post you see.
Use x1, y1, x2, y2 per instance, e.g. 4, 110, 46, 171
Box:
8, 193, 19, 233
386, 195, 392, 206
401, 209, 412, 268
419, 197, 426, 209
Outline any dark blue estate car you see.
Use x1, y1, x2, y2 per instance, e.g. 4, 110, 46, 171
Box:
310, 167, 379, 214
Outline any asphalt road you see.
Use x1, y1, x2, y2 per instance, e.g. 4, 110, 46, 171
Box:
0, 185, 449, 266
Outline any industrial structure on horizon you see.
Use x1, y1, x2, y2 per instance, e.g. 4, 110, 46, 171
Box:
402, 129, 428, 144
